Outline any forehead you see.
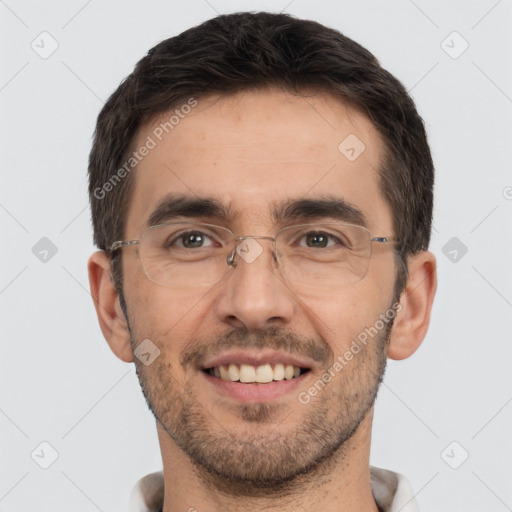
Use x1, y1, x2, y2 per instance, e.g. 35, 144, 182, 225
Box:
125, 88, 392, 235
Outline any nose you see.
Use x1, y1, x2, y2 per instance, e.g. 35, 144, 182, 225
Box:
212, 237, 295, 331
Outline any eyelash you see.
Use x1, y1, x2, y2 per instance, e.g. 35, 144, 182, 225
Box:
166, 231, 217, 248
166, 230, 346, 249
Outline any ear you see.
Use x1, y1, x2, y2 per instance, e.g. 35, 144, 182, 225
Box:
88, 251, 134, 363
388, 251, 437, 360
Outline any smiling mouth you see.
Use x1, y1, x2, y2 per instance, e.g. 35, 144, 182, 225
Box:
204, 363, 310, 383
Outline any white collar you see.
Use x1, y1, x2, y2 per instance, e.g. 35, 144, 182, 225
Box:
128, 466, 420, 511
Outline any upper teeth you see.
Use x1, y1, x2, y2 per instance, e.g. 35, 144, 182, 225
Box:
212, 363, 302, 383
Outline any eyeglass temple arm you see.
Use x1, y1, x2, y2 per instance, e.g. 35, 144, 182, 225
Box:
108, 240, 140, 252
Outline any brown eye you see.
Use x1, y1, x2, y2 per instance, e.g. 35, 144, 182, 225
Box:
165, 230, 216, 249
305, 233, 329, 248
181, 232, 208, 248
299, 231, 342, 249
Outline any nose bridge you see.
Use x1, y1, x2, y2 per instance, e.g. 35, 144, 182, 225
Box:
229, 235, 278, 267
216, 235, 293, 330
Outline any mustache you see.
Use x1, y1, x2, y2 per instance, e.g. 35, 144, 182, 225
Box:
180, 327, 331, 368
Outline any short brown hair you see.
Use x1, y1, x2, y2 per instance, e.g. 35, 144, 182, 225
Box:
88, 11, 434, 300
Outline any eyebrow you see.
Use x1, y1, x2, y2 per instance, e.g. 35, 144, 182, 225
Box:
275, 196, 368, 228
146, 194, 368, 229
147, 195, 234, 227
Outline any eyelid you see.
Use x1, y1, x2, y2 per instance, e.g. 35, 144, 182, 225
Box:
165, 225, 228, 248
293, 228, 345, 245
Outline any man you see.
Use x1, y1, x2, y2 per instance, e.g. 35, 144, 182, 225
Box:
87, 11, 436, 512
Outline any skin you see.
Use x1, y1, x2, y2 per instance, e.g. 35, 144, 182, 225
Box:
89, 88, 437, 512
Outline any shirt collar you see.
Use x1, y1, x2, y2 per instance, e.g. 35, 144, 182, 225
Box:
128, 466, 420, 512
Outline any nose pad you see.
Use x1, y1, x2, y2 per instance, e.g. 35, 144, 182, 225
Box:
226, 249, 237, 267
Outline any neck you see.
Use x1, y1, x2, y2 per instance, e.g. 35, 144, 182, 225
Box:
158, 410, 379, 512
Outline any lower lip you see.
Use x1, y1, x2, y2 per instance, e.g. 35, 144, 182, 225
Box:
201, 371, 309, 402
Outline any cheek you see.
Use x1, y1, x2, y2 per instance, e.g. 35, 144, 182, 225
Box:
123, 263, 213, 348
297, 286, 393, 355
125, 287, 211, 386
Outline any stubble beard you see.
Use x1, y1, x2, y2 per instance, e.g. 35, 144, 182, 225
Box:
131, 317, 392, 496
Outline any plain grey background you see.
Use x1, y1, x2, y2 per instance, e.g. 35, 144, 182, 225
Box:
1, 1, 511, 510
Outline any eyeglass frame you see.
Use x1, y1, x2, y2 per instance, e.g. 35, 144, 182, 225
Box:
106, 221, 397, 287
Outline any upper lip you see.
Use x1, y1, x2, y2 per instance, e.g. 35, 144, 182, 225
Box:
201, 350, 314, 370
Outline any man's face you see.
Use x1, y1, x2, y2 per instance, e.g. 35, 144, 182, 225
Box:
122, 89, 398, 487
